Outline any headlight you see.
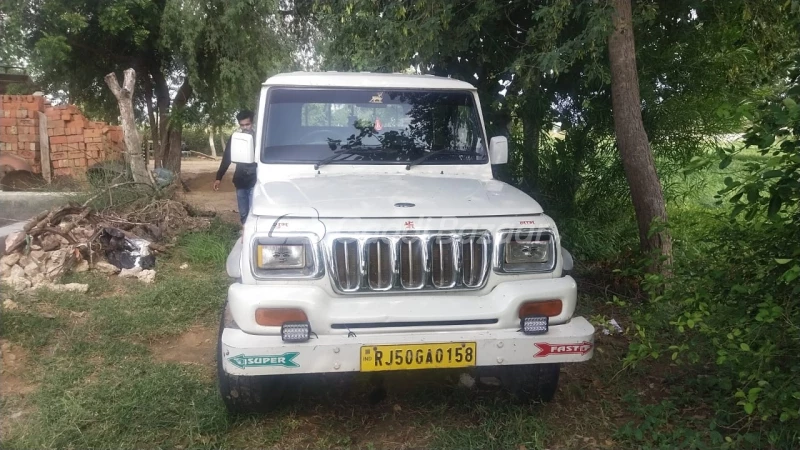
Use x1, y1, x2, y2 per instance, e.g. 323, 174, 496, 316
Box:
496, 230, 557, 273
256, 244, 306, 269
505, 240, 551, 264
250, 235, 323, 279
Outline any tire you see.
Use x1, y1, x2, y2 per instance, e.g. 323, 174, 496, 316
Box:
216, 301, 289, 414
499, 363, 561, 403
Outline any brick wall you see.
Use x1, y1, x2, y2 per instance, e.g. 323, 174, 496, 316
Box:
0, 94, 124, 179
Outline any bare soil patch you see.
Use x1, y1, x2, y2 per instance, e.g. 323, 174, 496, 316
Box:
150, 326, 216, 375
0, 339, 37, 397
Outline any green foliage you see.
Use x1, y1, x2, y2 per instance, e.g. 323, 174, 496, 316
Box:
614, 396, 725, 450
181, 126, 211, 154
624, 61, 800, 445
717, 62, 800, 224
5, 0, 290, 126
308, 0, 798, 226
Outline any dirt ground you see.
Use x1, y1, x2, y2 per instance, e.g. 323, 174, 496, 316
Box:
150, 325, 217, 380
172, 158, 240, 224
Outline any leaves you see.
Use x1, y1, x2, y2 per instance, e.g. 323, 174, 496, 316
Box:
740, 343, 750, 352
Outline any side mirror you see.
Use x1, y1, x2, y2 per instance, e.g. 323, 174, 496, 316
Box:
489, 136, 508, 164
231, 132, 255, 164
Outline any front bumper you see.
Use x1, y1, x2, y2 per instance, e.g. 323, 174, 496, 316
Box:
220, 316, 595, 376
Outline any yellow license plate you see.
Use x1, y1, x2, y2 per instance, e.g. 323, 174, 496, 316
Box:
360, 342, 477, 372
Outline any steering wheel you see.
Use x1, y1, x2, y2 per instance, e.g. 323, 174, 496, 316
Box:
299, 129, 340, 144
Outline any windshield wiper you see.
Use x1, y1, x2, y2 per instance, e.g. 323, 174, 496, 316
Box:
405, 150, 481, 170
314, 147, 384, 170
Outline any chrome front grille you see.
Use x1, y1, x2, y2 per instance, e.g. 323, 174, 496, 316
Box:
329, 232, 491, 293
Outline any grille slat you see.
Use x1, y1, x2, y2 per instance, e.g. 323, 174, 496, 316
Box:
331, 232, 490, 293
366, 238, 393, 290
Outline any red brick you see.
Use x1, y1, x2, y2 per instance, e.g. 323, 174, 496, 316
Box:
6, 126, 17, 135
54, 168, 70, 177
15, 109, 28, 119
71, 118, 85, 128
0, 118, 14, 126
72, 157, 86, 167
68, 150, 84, 158
50, 135, 68, 144
18, 118, 36, 127
84, 128, 102, 138
51, 152, 67, 161
86, 143, 103, 151
0, 134, 17, 143
61, 113, 71, 121
31, 96, 45, 111
67, 134, 83, 144
45, 110, 61, 119
52, 127, 65, 136
47, 119, 64, 128
18, 134, 35, 143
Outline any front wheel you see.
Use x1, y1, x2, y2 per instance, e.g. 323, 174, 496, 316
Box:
498, 363, 561, 403
217, 302, 289, 414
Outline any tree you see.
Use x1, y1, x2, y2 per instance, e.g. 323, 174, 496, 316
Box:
303, 0, 798, 265
104, 68, 151, 185
607, 0, 672, 268
4, 0, 290, 174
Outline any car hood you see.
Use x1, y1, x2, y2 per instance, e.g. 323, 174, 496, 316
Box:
250, 174, 542, 218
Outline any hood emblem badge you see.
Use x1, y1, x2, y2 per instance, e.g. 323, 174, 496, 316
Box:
394, 202, 415, 208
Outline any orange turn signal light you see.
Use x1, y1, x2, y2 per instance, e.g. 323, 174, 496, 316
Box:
518, 300, 563, 318
255, 308, 308, 326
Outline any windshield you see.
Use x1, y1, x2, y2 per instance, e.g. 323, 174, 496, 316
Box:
262, 88, 487, 165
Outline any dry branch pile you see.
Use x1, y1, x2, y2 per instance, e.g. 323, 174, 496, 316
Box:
1, 199, 212, 292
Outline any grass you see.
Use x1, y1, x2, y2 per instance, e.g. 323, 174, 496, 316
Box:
2, 165, 774, 449
176, 219, 239, 266
3, 217, 640, 450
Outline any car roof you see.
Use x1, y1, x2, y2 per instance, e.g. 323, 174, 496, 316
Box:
263, 71, 477, 90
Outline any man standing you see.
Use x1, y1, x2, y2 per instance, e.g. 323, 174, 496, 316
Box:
214, 110, 258, 225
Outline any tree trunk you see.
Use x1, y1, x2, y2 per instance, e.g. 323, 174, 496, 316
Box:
608, 0, 672, 271
208, 126, 217, 158
152, 70, 171, 168
164, 125, 183, 173
142, 75, 158, 169
104, 69, 152, 185
520, 76, 543, 188
162, 78, 193, 174
521, 111, 541, 185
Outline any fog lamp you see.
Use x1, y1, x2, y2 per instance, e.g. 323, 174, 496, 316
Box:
281, 321, 311, 342
521, 316, 549, 335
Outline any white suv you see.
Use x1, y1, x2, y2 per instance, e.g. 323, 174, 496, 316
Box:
219, 72, 594, 413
